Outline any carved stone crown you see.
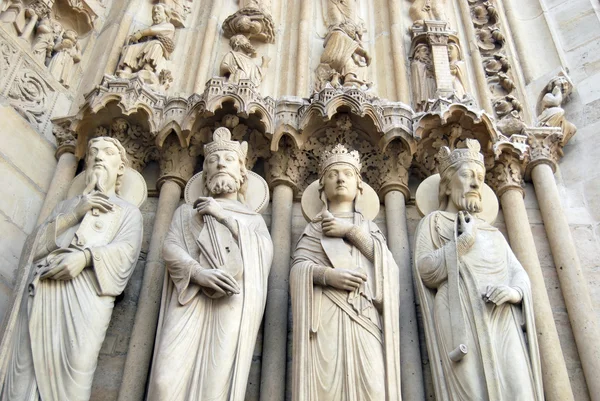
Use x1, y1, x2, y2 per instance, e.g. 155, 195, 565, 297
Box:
437, 138, 485, 174
319, 144, 362, 174
204, 127, 248, 161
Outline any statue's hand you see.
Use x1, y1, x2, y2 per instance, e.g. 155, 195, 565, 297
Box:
325, 269, 367, 292
322, 215, 354, 238
457, 211, 477, 238
41, 250, 87, 281
193, 268, 240, 296
74, 192, 113, 220
194, 197, 226, 222
483, 285, 522, 305
127, 32, 141, 44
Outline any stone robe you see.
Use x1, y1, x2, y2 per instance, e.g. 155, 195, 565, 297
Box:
220, 50, 264, 86
414, 211, 544, 401
148, 200, 273, 401
119, 21, 175, 72
1, 195, 143, 401
291, 212, 401, 401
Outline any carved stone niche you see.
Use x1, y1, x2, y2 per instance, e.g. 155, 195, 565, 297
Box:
182, 98, 272, 178
53, 100, 159, 174
413, 100, 498, 179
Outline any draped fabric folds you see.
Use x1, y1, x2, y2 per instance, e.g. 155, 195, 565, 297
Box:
414, 211, 544, 401
291, 213, 401, 401
148, 201, 273, 401
1, 196, 143, 401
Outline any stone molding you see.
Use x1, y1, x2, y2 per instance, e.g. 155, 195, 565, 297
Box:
525, 126, 563, 179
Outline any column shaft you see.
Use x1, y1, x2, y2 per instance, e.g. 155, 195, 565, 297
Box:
36, 151, 78, 225
295, 0, 312, 95
387, 0, 410, 103
531, 163, 600, 400
500, 189, 575, 401
193, 0, 220, 93
384, 191, 425, 401
118, 179, 182, 401
259, 184, 294, 401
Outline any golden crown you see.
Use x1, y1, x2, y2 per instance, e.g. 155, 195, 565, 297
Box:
319, 144, 362, 174
436, 138, 485, 174
204, 127, 248, 161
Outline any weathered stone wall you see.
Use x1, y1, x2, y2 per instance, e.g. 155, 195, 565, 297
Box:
0, 104, 55, 323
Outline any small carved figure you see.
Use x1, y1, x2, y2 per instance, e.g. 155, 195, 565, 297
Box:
48, 29, 81, 88
537, 76, 577, 145
315, 0, 372, 90
291, 144, 401, 401
411, 43, 437, 112
1, 137, 143, 401
448, 43, 467, 99
409, 0, 448, 27
494, 95, 525, 136
414, 139, 544, 401
220, 34, 270, 86
157, 0, 190, 27
116, 4, 175, 81
31, 17, 62, 65
148, 128, 273, 401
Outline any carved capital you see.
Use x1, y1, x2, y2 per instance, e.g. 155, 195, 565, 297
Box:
158, 137, 195, 190
487, 135, 528, 197
525, 127, 563, 179
265, 143, 301, 194
53, 123, 77, 159
378, 142, 412, 200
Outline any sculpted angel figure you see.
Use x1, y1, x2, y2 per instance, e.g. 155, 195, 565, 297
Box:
1, 137, 143, 401
413, 139, 544, 400
148, 128, 273, 401
116, 4, 175, 78
291, 144, 401, 401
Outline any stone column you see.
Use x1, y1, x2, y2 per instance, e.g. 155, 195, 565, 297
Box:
488, 140, 575, 401
387, 0, 410, 103
379, 146, 424, 401
118, 140, 194, 401
259, 148, 298, 401
295, 0, 312, 94
193, 0, 220, 93
526, 128, 600, 400
259, 182, 295, 401
36, 126, 78, 224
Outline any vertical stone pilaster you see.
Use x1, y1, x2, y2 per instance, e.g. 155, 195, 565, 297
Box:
488, 137, 575, 401
118, 138, 194, 401
526, 128, 600, 401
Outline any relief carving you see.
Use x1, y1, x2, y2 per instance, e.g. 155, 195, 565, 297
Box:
116, 4, 175, 86
536, 74, 576, 147
315, 0, 372, 91
220, 34, 269, 87
47, 29, 81, 88
411, 43, 437, 112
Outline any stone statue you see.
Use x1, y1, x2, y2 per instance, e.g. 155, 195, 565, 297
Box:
537, 75, 577, 145
1, 137, 144, 401
448, 43, 467, 99
116, 4, 175, 82
220, 34, 270, 86
148, 128, 273, 401
48, 29, 81, 88
413, 139, 544, 400
411, 43, 436, 112
291, 144, 401, 401
31, 17, 62, 65
409, 0, 448, 27
315, 0, 372, 90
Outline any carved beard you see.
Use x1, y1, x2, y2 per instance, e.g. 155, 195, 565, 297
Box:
206, 172, 240, 196
451, 190, 482, 214
84, 167, 109, 195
